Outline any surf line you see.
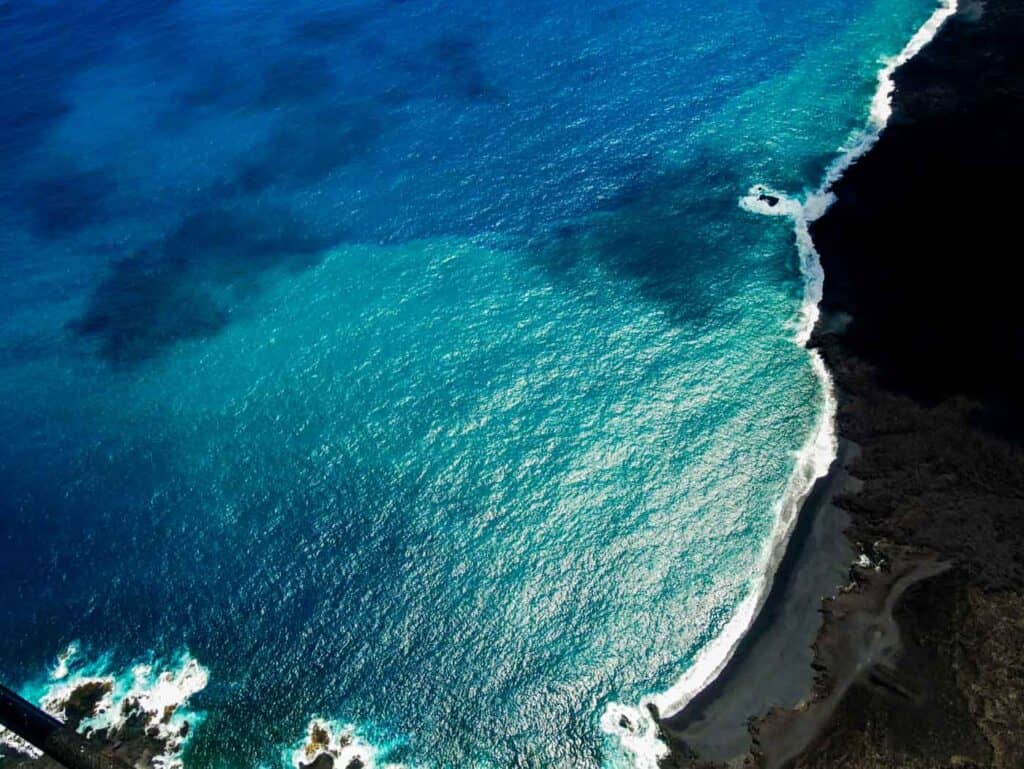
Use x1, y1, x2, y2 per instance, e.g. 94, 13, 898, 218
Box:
600, 1, 959, 766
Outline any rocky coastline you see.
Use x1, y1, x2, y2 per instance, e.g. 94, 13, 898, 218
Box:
660, 0, 1024, 766
1, 679, 190, 769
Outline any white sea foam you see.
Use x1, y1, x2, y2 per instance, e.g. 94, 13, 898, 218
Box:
50, 642, 79, 681
601, 1, 957, 766
599, 702, 668, 769
0, 648, 208, 769
600, 352, 837, 769
0, 643, 110, 760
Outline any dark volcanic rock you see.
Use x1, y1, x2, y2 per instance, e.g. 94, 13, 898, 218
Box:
808, 0, 1024, 592
809, 0, 1024, 432
1, 677, 200, 769
300, 754, 337, 769
62, 680, 112, 730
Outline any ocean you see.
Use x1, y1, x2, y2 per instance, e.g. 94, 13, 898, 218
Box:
0, 0, 942, 767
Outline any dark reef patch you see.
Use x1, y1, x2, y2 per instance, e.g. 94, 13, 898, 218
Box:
0, 0, 180, 163
14, 166, 118, 239
291, 5, 381, 45
257, 54, 339, 107
526, 153, 753, 326
71, 207, 341, 363
220, 106, 386, 196
175, 60, 253, 112
587, 154, 667, 213
424, 34, 504, 102
72, 248, 230, 364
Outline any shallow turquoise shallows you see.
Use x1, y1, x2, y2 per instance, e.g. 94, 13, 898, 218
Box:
0, 0, 938, 766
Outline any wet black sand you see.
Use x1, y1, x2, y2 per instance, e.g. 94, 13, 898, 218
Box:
657, 441, 856, 764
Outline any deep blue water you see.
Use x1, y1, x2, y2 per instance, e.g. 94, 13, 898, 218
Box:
1, 1, 936, 767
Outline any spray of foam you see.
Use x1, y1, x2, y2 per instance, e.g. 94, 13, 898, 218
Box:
599, 703, 668, 769
600, 1, 958, 766
50, 643, 79, 682
287, 718, 409, 769
0, 643, 208, 769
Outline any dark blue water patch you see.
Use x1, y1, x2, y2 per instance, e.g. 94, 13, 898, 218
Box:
0, 332, 60, 369
11, 166, 119, 240
257, 54, 340, 108
174, 60, 253, 113
287, 0, 428, 48
72, 249, 230, 364
70, 206, 343, 363
5, 0, 838, 264
215, 106, 388, 197
289, 4, 385, 45
0, 0, 181, 163
421, 33, 505, 102
170, 53, 298, 117
3, 0, 821, 371
524, 148, 763, 326
167, 4, 481, 121
0, 421, 191, 673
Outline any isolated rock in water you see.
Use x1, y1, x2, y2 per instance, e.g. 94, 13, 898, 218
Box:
301, 753, 336, 769
306, 722, 331, 757
294, 719, 375, 769
758, 192, 780, 207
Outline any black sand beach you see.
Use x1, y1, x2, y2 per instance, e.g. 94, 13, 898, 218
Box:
660, 0, 1024, 766
656, 441, 856, 764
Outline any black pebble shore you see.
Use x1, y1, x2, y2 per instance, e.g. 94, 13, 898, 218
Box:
660, 0, 1024, 766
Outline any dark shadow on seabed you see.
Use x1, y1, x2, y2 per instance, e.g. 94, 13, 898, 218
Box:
0, 0, 515, 367
68, 205, 344, 363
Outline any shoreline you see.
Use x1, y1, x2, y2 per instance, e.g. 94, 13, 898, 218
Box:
657, 0, 1024, 765
639, 0, 959, 751
657, 438, 856, 764
648, 0, 961, 736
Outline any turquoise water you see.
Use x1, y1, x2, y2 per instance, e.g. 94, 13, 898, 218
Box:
0, 1, 938, 767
